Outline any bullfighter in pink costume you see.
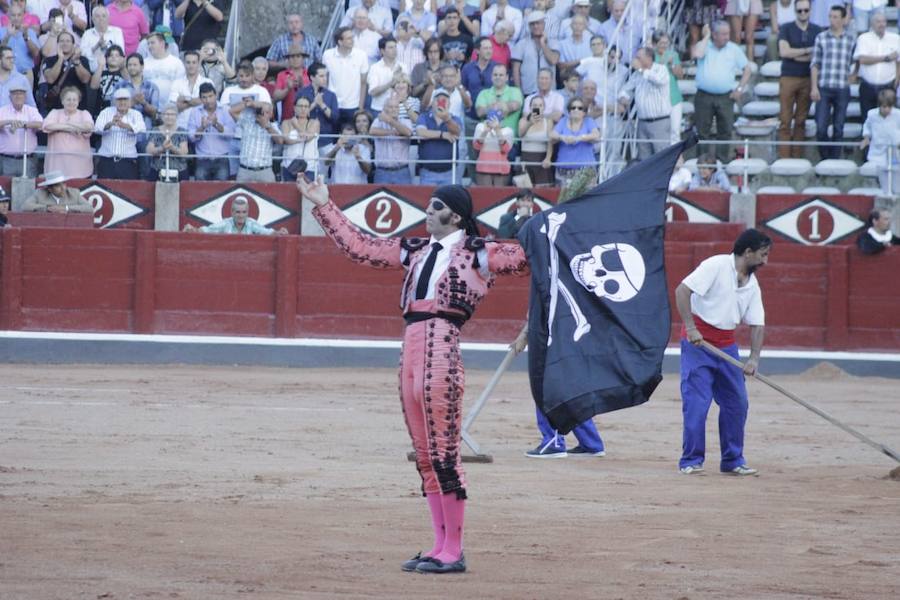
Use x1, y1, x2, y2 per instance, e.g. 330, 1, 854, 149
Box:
298, 178, 529, 574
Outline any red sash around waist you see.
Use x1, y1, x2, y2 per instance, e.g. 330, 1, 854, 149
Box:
681, 315, 735, 348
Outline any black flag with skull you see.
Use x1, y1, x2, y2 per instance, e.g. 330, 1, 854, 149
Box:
517, 136, 696, 434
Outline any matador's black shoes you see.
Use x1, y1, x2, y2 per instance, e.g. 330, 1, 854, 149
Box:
415, 553, 466, 574
401, 552, 433, 572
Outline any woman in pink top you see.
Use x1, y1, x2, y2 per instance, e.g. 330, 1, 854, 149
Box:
108, 0, 149, 55
472, 112, 513, 185
42, 86, 94, 178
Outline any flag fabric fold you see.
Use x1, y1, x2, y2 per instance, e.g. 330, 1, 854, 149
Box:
517, 140, 693, 434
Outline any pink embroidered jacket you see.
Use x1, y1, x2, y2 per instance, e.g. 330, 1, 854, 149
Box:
313, 200, 530, 322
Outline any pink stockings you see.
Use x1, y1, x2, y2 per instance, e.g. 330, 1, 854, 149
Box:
424, 491, 465, 562
399, 315, 467, 561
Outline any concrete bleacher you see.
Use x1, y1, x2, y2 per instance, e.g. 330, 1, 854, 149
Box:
675, 4, 898, 196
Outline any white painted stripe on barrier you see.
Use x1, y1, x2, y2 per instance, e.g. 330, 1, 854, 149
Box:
1, 330, 898, 362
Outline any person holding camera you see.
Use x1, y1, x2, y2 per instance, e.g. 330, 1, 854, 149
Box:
280, 95, 320, 182
472, 109, 512, 185
415, 88, 461, 185
325, 122, 372, 184
497, 190, 536, 239
199, 39, 234, 96
146, 103, 189, 182
518, 94, 554, 186
235, 101, 281, 183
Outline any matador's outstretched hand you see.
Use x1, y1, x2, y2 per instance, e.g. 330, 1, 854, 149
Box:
296, 175, 330, 207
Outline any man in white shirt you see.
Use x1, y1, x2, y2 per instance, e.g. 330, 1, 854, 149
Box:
169, 49, 212, 130
341, 0, 392, 37
618, 47, 672, 160
94, 87, 146, 179
142, 31, 185, 108
367, 35, 407, 116
80, 3, 124, 71
323, 26, 369, 129
852, 11, 900, 119
222, 62, 272, 176
675, 228, 772, 477
348, 7, 382, 64
523, 68, 564, 122
480, 0, 523, 41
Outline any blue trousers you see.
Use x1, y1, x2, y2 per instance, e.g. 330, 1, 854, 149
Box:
814, 86, 850, 159
679, 340, 749, 472
536, 409, 604, 452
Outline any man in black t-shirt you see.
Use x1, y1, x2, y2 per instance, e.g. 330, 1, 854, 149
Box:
439, 8, 474, 68
776, 0, 822, 159
41, 31, 91, 112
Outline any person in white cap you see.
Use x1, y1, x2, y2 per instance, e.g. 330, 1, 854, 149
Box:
22, 171, 92, 213
94, 86, 146, 179
0, 79, 42, 177
511, 10, 559, 96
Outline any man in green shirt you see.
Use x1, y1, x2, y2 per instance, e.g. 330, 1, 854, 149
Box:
474, 63, 523, 131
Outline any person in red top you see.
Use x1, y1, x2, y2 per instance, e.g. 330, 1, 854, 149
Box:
107, 0, 149, 56
272, 43, 309, 120
471, 19, 513, 69
675, 228, 772, 477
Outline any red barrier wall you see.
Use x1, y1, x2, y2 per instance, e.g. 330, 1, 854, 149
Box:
1, 226, 897, 350
17, 179, 872, 247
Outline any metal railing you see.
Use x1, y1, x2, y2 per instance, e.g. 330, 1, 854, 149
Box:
8, 131, 897, 194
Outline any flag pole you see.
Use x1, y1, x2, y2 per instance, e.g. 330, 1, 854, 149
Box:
699, 341, 900, 463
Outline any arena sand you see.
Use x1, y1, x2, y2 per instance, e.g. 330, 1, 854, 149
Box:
1, 363, 898, 599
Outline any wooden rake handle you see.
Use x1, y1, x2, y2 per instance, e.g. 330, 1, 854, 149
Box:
698, 340, 900, 464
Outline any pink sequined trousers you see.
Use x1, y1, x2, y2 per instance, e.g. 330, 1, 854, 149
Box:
399, 303, 467, 499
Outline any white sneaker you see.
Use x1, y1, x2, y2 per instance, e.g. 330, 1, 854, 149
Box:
679, 465, 704, 474
728, 465, 759, 476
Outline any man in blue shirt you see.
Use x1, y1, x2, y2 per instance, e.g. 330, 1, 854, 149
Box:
0, 3, 39, 78
460, 37, 495, 178
298, 62, 340, 149
415, 89, 462, 185
692, 21, 752, 162
188, 82, 235, 181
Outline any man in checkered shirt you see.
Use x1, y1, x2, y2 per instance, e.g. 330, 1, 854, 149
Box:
810, 4, 857, 159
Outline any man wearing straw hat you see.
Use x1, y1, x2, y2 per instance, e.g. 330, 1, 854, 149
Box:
22, 171, 92, 213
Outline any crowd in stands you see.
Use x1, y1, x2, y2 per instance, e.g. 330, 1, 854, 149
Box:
0, 0, 898, 192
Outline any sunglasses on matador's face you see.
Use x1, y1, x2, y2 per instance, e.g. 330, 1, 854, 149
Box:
429, 200, 449, 212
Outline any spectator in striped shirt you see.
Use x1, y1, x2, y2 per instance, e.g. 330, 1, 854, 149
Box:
94, 87, 146, 179
810, 4, 857, 159
618, 47, 672, 161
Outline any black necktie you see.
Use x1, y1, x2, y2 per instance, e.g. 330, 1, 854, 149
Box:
415, 242, 442, 300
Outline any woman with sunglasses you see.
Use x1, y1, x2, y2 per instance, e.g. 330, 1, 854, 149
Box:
297, 178, 529, 575
549, 97, 601, 189
280, 95, 319, 181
